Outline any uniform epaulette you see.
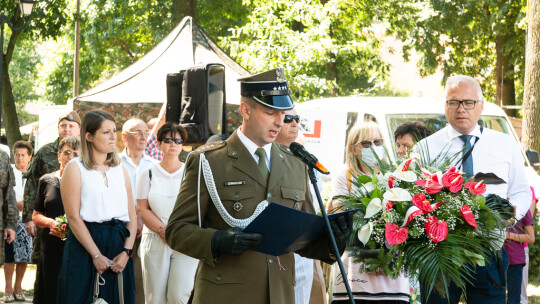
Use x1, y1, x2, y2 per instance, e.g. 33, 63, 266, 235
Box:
194, 140, 227, 153
276, 143, 294, 155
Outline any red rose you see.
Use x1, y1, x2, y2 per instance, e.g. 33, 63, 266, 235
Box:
385, 222, 409, 245
412, 193, 435, 213
386, 200, 394, 210
424, 216, 448, 243
459, 205, 477, 230
464, 181, 486, 195
442, 172, 463, 193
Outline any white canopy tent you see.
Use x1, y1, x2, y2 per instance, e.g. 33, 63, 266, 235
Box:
73, 17, 250, 124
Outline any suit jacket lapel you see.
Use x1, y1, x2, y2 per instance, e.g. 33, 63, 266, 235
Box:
228, 131, 267, 186
267, 144, 287, 191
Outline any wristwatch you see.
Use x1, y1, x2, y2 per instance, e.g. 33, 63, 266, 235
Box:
122, 248, 133, 257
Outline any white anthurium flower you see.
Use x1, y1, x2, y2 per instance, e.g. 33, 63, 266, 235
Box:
364, 198, 383, 218
383, 187, 412, 201
358, 222, 373, 245
391, 169, 417, 183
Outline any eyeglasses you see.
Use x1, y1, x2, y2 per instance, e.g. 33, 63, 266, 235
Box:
284, 115, 300, 124
61, 150, 80, 157
355, 138, 384, 148
126, 130, 150, 137
446, 99, 480, 110
163, 138, 183, 145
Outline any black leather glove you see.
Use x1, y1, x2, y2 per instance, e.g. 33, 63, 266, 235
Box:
211, 227, 263, 258
329, 212, 354, 256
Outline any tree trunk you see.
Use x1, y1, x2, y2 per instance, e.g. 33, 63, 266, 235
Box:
523, 0, 540, 157
1, 62, 22, 146
173, 0, 197, 19
495, 34, 516, 117
1, 7, 24, 146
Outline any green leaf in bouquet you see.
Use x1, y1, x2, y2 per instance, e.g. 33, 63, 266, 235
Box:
409, 226, 421, 237
371, 188, 382, 199
371, 174, 378, 185
357, 175, 372, 185
474, 195, 486, 208
464, 249, 486, 267
395, 201, 409, 215
361, 197, 371, 208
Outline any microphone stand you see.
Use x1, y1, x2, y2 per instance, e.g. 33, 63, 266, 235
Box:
308, 167, 356, 304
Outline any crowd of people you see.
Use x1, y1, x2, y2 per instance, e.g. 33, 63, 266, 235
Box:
0, 70, 537, 304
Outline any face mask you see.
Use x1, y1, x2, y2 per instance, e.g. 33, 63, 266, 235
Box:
361, 146, 385, 166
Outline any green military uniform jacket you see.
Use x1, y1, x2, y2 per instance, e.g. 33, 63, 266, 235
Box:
166, 131, 334, 304
0, 150, 20, 265
22, 138, 60, 222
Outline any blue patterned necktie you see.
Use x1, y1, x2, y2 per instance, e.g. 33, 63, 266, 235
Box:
459, 135, 474, 178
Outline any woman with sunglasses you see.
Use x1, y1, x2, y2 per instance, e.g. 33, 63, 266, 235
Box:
136, 122, 198, 303
326, 122, 410, 304
32, 136, 80, 304
57, 110, 137, 304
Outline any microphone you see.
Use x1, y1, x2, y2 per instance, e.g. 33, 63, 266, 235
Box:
289, 142, 330, 175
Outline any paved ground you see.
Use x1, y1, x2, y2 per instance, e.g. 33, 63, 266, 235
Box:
0, 266, 539, 303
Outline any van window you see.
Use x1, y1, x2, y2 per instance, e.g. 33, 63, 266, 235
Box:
386, 114, 517, 158
386, 114, 513, 139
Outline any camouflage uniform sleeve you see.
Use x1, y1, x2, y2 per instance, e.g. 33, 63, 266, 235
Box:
2, 154, 18, 230
22, 153, 41, 223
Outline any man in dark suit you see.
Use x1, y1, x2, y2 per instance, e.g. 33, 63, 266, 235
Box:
166, 68, 352, 304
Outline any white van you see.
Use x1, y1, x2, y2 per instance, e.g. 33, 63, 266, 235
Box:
295, 96, 540, 193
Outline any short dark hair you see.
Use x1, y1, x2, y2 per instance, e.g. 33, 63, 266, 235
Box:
157, 123, 188, 142
59, 136, 81, 152
394, 121, 432, 141
12, 141, 33, 156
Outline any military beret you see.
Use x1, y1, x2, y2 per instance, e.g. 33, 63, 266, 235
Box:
58, 110, 81, 126
238, 67, 294, 111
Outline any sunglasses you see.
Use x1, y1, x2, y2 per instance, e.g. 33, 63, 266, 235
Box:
284, 115, 300, 124
61, 150, 80, 157
163, 138, 183, 145
355, 138, 384, 148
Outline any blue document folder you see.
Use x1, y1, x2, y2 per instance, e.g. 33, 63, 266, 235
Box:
242, 203, 359, 256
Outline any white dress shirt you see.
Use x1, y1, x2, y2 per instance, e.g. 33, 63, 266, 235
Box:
415, 124, 532, 221
236, 127, 272, 171
120, 150, 158, 205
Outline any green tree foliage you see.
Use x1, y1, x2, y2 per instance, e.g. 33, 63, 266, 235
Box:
385, 0, 526, 116
1, 0, 69, 144
220, 0, 391, 101
45, 0, 181, 104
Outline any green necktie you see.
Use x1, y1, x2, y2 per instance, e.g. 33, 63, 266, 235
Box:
255, 148, 269, 182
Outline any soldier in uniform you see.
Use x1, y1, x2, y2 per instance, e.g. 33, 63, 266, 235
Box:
0, 150, 19, 266
166, 68, 353, 304
22, 110, 80, 303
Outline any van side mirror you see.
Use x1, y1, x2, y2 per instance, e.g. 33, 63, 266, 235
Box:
526, 149, 540, 170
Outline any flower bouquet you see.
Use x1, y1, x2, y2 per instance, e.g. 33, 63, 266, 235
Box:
335, 157, 514, 299
54, 214, 70, 240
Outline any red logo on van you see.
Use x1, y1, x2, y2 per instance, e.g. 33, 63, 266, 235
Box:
303, 120, 321, 138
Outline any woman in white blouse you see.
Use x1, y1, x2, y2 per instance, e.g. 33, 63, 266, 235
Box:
57, 110, 137, 304
136, 122, 198, 304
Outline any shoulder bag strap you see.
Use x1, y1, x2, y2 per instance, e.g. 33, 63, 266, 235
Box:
118, 272, 124, 304
93, 272, 104, 299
